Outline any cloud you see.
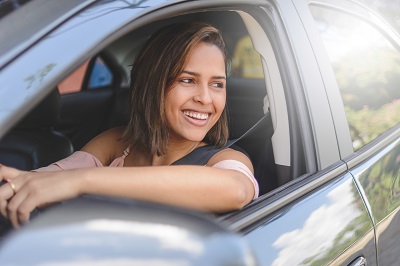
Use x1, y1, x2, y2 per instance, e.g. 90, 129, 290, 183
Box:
272, 179, 361, 266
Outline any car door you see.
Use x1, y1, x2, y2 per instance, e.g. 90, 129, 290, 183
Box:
0, 0, 384, 265
220, 1, 378, 265
304, 1, 400, 265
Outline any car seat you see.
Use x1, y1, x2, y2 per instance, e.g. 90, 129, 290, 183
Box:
0, 89, 73, 170
226, 77, 277, 195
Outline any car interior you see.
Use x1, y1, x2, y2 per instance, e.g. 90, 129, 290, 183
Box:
0, 9, 307, 200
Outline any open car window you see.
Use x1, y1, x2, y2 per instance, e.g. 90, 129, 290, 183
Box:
0, 2, 306, 205
51, 8, 298, 197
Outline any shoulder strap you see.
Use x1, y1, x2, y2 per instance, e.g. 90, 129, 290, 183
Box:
172, 114, 269, 166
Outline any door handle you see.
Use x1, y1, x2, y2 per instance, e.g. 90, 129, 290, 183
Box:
348, 256, 366, 266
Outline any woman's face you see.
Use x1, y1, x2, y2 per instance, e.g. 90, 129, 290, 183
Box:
165, 42, 226, 143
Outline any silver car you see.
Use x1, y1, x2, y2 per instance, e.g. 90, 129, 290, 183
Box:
0, 0, 399, 265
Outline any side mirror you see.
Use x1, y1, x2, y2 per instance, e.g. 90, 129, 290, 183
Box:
0, 196, 258, 265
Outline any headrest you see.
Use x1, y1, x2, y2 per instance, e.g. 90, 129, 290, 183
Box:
17, 89, 61, 129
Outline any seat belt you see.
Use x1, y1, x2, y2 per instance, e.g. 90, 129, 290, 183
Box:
172, 113, 270, 166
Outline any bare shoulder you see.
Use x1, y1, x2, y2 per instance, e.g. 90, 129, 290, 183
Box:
207, 147, 254, 173
81, 126, 126, 165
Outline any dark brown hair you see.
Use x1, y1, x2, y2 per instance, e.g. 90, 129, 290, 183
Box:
123, 21, 229, 156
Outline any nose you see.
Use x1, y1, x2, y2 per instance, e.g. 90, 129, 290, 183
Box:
193, 83, 212, 104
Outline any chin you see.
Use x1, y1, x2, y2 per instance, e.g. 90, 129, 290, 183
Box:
183, 132, 208, 143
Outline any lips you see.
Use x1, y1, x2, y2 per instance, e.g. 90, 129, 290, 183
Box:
182, 110, 210, 126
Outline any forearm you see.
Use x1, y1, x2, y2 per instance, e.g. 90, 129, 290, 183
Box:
79, 165, 254, 213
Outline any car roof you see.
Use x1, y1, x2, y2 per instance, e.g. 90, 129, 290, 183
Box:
0, 0, 97, 68
0, 0, 187, 137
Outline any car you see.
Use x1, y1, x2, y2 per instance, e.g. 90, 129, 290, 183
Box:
0, 0, 400, 265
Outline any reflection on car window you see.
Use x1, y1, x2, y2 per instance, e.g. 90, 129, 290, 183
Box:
232, 35, 264, 78
310, 6, 400, 150
355, 1, 400, 35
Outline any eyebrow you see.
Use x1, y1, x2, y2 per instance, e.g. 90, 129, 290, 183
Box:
182, 70, 226, 80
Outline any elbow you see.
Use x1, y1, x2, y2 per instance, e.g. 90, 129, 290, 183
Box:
230, 171, 255, 210
219, 171, 255, 212
227, 185, 252, 211
211, 185, 251, 213
207, 170, 256, 213
237, 189, 252, 210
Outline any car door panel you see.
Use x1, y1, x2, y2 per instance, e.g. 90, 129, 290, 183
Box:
244, 171, 376, 265
3, 0, 400, 264
299, 1, 400, 264
231, 2, 376, 264
348, 135, 400, 265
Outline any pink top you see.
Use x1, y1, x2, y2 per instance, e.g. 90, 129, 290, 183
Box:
37, 149, 259, 199
36, 150, 129, 170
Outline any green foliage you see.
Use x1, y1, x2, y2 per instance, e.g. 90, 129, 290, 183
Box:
345, 100, 400, 150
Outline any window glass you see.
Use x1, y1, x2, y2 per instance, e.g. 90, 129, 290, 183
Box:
310, 6, 400, 150
355, 1, 400, 35
58, 56, 113, 94
58, 61, 89, 94
88, 57, 113, 89
231, 35, 264, 78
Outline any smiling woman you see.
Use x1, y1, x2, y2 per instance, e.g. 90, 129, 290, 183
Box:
0, 21, 259, 229
164, 43, 226, 147
123, 22, 229, 156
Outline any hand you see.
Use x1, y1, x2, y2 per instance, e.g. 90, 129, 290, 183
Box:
0, 165, 83, 228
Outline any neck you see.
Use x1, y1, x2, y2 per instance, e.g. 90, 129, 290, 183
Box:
151, 140, 204, 166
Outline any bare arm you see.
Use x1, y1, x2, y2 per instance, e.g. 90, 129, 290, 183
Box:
81, 163, 254, 212
0, 149, 255, 228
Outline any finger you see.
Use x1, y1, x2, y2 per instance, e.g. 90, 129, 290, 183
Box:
7, 189, 30, 229
0, 166, 22, 200
7, 178, 44, 228
0, 165, 21, 181
0, 180, 16, 201
0, 169, 33, 203
0, 199, 8, 219
7, 179, 17, 195
14, 198, 37, 226
0, 180, 18, 220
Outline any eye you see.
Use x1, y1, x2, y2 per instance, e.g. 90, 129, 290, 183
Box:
180, 78, 194, 84
212, 82, 225, 89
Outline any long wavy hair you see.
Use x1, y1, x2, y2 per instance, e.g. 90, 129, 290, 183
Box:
123, 21, 229, 156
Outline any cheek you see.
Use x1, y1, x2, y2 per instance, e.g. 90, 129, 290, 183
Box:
165, 85, 187, 106
214, 93, 226, 113
163, 95, 174, 125
164, 89, 179, 112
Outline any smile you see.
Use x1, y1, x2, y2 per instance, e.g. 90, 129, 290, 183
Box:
183, 110, 209, 120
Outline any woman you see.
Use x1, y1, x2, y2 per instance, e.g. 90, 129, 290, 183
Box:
0, 21, 259, 228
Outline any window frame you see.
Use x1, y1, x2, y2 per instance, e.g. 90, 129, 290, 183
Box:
219, 0, 346, 229
303, 0, 400, 164
58, 53, 117, 95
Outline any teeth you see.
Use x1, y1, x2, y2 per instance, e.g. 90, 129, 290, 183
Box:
183, 111, 209, 120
